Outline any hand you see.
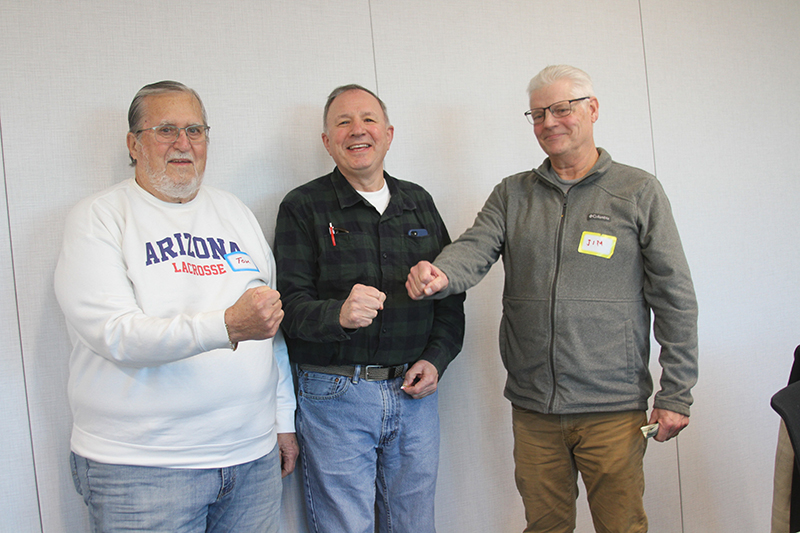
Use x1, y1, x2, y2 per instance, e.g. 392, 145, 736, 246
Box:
648, 408, 689, 442
339, 284, 386, 329
277, 433, 299, 477
406, 261, 449, 300
224, 286, 284, 343
401, 360, 439, 399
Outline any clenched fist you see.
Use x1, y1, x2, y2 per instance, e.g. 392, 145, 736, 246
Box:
339, 284, 386, 329
406, 261, 449, 300
224, 286, 284, 343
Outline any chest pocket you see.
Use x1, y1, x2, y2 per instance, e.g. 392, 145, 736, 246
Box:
318, 231, 379, 295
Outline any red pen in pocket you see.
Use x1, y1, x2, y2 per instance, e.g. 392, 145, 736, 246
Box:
329, 222, 336, 246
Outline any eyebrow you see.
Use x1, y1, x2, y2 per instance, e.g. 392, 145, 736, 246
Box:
333, 111, 379, 121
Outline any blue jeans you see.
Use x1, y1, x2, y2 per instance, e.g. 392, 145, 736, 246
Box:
296, 366, 440, 533
70, 443, 282, 532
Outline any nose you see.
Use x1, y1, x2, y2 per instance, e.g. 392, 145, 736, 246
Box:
349, 118, 366, 135
541, 108, 558, 128
173, 128, 192, 150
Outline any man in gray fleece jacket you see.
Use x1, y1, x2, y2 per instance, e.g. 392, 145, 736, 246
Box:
406, 65, 698, 533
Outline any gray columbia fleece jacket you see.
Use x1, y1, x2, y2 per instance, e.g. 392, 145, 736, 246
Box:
434, 148, 698, 416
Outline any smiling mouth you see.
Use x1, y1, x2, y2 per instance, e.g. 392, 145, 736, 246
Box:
348, 143, 371, 151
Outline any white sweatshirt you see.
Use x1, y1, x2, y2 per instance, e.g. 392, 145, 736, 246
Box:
55, 178, 295, 468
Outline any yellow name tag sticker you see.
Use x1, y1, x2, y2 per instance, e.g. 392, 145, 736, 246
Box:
578, 231, 617, 259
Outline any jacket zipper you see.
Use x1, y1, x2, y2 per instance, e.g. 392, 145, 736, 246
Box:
547, 192, 569, 413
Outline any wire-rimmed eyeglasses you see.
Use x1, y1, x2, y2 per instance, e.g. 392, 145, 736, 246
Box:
524, 97, 591, 125
134, 124, 210, 144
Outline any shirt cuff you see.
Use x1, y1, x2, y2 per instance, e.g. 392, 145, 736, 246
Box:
194, 309, 231, 352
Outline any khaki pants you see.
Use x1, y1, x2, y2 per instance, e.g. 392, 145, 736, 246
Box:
771, 420, 793, 533
512, 407, 648, 533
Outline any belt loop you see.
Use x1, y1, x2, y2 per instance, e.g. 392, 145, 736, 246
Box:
352, 365, 361, 384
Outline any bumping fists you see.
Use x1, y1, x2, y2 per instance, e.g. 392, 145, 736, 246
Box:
336, 262, 450, 332
405, 261, 449, 300
223, 262, 449, 345
224, 286, 284, 343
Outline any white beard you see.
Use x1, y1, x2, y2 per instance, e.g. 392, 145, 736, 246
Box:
150, 168, 203, 201
140, 150, 203, 202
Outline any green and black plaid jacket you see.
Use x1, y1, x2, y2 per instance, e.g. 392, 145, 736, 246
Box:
274, 168, 465, 375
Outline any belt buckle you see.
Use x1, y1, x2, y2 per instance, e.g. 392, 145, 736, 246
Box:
364, 365, 385, 381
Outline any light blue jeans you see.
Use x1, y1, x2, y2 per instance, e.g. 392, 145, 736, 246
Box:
296, 366, 440, 533
70, 443, 282, 532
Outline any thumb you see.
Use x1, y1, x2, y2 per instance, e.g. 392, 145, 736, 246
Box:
402, 368, 420, 388
424, 275, 448, 296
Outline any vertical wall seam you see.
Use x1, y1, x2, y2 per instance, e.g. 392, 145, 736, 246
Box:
676, 438, 686, 533
367, 0, 380, 95
638, 0, 659, 177
638, 2, 686, 532
0, 115, 44, 532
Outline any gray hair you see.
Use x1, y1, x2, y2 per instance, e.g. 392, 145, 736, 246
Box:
527, 65, 595, 100
323, 84, 390, 133
127, 81, 208, 166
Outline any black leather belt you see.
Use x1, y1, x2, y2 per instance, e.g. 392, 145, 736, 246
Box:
299, 364, 406, 381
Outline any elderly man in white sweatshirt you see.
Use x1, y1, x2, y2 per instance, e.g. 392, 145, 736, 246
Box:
55, 80, 297, 533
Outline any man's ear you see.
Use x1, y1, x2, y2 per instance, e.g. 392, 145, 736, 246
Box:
589, 97, 599, 123
126, 131, 140, 164
386, 125, 394, 147
321, 132, 332, 157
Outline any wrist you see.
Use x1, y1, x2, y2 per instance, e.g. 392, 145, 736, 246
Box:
223, 309, 239, 351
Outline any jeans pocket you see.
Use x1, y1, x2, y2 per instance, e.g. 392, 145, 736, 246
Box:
297, 370, 350, 400
69, 452, 84, 497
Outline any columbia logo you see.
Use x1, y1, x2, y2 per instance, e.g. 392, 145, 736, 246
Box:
588, 213, 611, 222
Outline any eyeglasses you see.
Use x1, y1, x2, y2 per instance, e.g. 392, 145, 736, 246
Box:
135, 124, 210, 144
524, 97, 591, 125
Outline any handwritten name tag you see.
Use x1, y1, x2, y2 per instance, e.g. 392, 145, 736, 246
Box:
578, 231, 617, 259
224, 251, 260, 272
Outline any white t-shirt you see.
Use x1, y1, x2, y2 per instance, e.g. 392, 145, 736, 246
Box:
356, 180, 391, 214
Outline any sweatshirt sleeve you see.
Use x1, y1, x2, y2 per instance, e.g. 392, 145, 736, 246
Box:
253, 225, 297, 432
54, 197, 230, 368
638, 180, 699, 415
272, 328, 297, 433
433, 179, 507, 296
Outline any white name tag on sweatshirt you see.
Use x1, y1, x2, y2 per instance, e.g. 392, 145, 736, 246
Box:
578, 231, 617, 259
225, 251, 260, 272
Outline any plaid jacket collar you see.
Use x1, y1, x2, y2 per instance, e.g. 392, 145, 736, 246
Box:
330, 167, 418, 216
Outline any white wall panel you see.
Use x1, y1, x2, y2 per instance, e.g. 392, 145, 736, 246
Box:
1, 0, 797, 531
0, 122, 41, 531
641, 0, 800, 531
